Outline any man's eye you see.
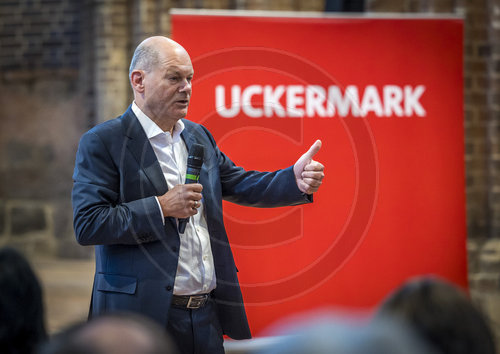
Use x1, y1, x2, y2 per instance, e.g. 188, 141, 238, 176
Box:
169, 77, 179, 82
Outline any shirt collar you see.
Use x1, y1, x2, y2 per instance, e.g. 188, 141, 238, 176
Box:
132, 102, 185, 144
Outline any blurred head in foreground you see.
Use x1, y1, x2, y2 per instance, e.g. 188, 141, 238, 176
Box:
256, 311, 439, 354
39, 312, 178, 354
377, 276, 496, 354
0, 247, 47, 354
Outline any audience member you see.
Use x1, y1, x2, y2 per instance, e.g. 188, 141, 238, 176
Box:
0, 247, 47, 354
376, 276, 497, 354
39, 312, 179, 354
255, 313, 438, 354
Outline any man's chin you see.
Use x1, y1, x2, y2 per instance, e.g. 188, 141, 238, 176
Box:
175, 109, 188, 120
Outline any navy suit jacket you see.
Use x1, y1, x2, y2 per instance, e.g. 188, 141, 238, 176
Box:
72, 106, 311, 339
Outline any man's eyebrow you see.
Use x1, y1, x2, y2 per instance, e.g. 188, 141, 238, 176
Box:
165, 68, 194, 76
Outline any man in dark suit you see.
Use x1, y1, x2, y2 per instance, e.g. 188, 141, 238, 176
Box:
72, 36, 324, 354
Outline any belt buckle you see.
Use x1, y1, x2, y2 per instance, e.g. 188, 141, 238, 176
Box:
187, 295, 206, 309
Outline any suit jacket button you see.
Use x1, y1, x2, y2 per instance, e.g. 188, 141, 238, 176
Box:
171, 247, 177, 252
166, 285, 173, 292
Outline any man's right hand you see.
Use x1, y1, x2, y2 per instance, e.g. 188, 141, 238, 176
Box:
157, 184, 203, 218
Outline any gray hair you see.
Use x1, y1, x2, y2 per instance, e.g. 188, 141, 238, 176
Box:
129, 42, 160, 77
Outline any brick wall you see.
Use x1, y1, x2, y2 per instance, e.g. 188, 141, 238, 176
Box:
487, 0, 500, 238
0, 0, 93, 257
91, 0, 131, 124
463, 0, 490, 240
0, 0, 81, 74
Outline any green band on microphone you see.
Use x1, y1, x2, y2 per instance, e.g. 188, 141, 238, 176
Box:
186, 173, 199, 181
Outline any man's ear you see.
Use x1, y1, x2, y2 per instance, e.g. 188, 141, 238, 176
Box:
130, 70, 145, 93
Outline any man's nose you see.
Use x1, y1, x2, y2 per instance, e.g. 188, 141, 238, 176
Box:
179, 79, 192, 92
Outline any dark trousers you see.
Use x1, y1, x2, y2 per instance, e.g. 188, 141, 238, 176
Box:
167, 298, 225, 354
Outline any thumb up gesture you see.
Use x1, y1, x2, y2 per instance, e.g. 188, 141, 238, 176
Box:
293, 140, 325, 195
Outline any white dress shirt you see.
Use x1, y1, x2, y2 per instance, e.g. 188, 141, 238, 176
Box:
132, 102, 216, 295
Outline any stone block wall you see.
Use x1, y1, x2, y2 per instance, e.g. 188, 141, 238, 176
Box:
0, 200, 55, 254
0, 0, 89, 258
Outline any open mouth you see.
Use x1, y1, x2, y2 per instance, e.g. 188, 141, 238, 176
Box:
177, 99, 189, 105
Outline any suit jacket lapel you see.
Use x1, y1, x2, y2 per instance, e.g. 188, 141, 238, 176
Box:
121, 106, 168, 196
180, 123, 196, 156
181, 122, 206, 185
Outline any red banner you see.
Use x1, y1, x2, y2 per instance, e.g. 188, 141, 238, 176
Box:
172, 11, 466, 336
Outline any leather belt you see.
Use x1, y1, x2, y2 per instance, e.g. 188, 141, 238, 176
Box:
171, 293, 210, 309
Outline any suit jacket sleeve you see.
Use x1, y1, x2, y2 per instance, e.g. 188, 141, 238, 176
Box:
201, 125, 312, 207
72, 131, 164, 246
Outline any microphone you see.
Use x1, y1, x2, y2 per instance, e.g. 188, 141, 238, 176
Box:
178, 143, 204, 234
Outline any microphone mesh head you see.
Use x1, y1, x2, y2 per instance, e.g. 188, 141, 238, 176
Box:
187, 143, 204, 168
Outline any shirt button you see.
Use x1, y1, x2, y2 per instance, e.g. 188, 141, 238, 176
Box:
203, 256, 207, 261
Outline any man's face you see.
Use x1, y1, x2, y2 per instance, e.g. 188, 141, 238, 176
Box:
143, 47, 194, 124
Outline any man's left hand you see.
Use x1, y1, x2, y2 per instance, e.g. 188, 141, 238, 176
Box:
293, 140, 325, 195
